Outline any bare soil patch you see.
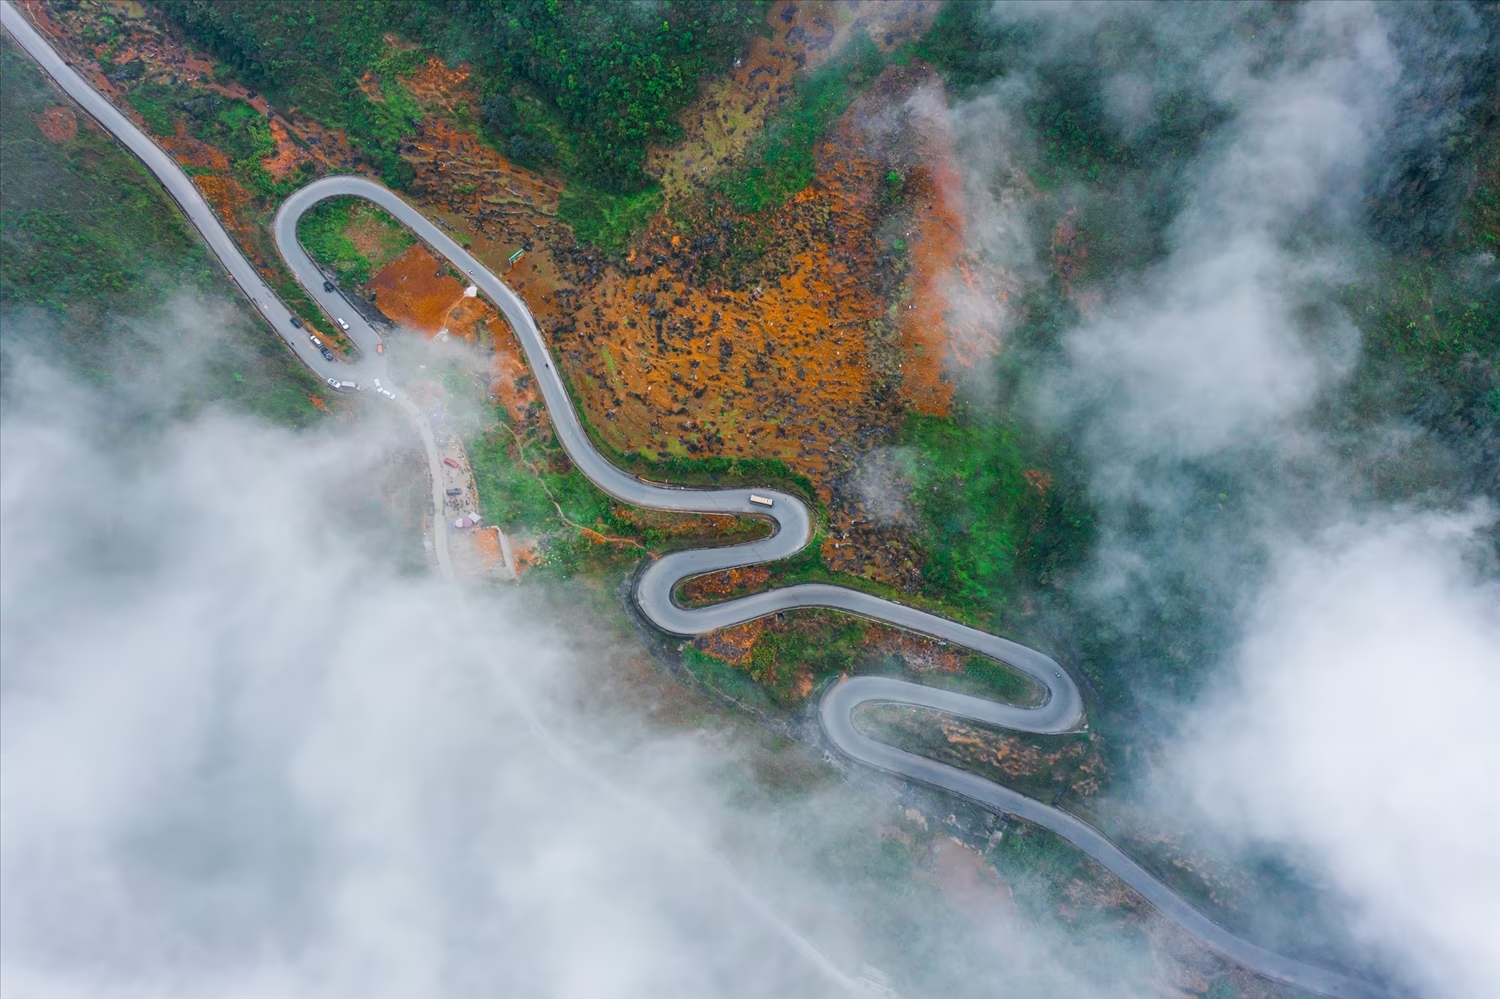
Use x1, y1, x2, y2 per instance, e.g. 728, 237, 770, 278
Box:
33, 105, 76, 142
367, 243, 466, 332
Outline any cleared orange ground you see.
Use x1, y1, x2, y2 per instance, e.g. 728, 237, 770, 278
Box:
694, 620, 766, 667
681, 565, 773, 603
261, 116, 313, 181
367, 244, 467, 332
35, 0, 987, 593
368, 243, 541, 422
33, 105, 76, 142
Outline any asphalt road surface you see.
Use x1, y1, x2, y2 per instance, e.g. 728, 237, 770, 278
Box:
3, 6, 1387, 996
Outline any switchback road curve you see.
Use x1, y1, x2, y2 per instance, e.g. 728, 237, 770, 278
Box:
3, 6, 1385, 996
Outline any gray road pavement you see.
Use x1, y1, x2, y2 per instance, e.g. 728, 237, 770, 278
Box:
0, 4, 382, 388
0, 4, 452, 577
820, 680, 1386, 998
2, 6, 1386, 995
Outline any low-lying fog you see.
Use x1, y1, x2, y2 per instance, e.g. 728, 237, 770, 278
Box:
3, 309, 1174, 999
5, 1, 1498, 997
942, 3, 1499, 997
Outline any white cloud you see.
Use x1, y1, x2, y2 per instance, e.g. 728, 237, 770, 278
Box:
0, 353, 841, 998
1037, 3, 1391, 467
946, 3, 1497, 995
1169, 508, 1500, 997
0, 323, 1160, 999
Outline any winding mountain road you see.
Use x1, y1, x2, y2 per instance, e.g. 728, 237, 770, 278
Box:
2, 5, 1387, 996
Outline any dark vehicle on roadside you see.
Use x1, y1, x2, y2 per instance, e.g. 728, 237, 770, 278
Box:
446, 488, 462, 496
319, 346, 335, 362
323, 280, 334, 292
290, 316, 302, 328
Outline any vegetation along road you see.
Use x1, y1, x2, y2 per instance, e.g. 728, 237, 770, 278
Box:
2, 4, 1386, 997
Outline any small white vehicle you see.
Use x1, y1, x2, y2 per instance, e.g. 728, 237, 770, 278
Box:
749, 494, 774, 508
336, 317, 350, 331
309, 334, 322, 347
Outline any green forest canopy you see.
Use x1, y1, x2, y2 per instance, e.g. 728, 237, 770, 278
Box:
154, 0, 765, 193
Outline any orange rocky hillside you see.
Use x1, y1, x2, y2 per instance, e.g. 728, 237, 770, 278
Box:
30, 0, 987, 594
367, 243, 538, 423
548, 62, 979, 490
648, 0, 941, 198
361, 15, 986, 594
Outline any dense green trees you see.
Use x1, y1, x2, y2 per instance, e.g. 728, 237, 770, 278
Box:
0, 36, 321, 424
898, 407, 1092, 620
427, 0, 763, 190
155, 1, 421, 189
154, 0, 764, 194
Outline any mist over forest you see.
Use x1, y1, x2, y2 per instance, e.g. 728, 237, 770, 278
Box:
932, 4, 1498, 995
3, 3, 1497, 999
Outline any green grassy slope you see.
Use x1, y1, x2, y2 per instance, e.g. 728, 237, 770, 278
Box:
0, 35, 322, 426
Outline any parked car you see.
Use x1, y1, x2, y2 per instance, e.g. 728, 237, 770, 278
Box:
309, 334, 322, 347
290, 316, 302, 328
443, 457, 460, 469
336, 318, 350, 331
319, 347, 335, 362
374, 341, 384, 354
323, 280, 334, 292
446, 488, 462, 496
